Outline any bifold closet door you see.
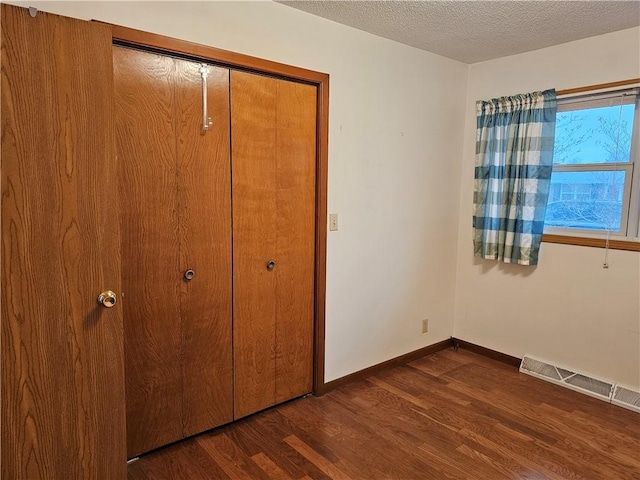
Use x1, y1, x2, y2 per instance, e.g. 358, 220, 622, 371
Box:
1, 5, 126, 478
231, 71, 317, 418
114, 47, 233, 457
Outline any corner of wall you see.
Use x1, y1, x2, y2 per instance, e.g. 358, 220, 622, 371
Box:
451, 61, 475, 339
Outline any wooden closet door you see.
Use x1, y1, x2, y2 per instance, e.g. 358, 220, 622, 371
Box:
115, 47, 233, 456
231, 71, 316, 419
1, 5, 126, 479
115, 47, 183, 457
175, 60, 233, 438
273, 79, 317, 404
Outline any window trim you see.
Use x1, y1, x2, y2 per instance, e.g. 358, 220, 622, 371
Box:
542, 78, 640, 251
542, 234, 640, 252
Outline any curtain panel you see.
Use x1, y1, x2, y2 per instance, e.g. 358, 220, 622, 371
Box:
473, 89, 557, 265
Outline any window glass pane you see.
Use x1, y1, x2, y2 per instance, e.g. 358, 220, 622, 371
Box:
545, 171, 626, 231
553, 104, 635, 164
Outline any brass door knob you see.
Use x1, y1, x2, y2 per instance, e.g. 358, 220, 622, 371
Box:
97, 290, 117, 308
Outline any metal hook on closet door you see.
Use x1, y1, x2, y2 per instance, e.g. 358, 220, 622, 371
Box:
199, 64, 213, 133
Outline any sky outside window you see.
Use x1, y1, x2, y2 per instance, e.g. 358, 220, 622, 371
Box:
553, 104, 634, 165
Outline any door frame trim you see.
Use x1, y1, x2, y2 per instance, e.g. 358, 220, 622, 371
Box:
106, 24, 329, 396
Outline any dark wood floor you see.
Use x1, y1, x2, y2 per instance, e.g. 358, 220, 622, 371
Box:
128, 348, 640, 479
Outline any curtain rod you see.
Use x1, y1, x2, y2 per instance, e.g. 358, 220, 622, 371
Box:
557, 78, 640, 97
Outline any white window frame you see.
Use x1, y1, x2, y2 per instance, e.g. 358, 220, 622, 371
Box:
544, 86, 640, 241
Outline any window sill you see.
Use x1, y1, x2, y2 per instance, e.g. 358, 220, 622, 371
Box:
542, 234, 640, 252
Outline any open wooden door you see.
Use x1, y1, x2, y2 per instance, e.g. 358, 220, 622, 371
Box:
1, 5, 126, 479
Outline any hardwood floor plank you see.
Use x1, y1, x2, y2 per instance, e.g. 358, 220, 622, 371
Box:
270, 408, 341, 463
473, 388, 639, 476
366, 376, 437, 410
222, 421, 265, 458
408, 349, 474, 377
196, 433, 269, 480
440, 364, 639, 477
284, 435, 351, 480
127, 461, 150, 480
242, 416, 332, 480
278, 398, 343, 438
256, 415, 337, 480
128, 350, 640, 480
133, 440, 231, 480
320, 396, 465, 480
328, 382, 483, 480
234, 419, 323, 480
456, 443, 535, 480
537, 403, 640, 462
329, 385, 508, 480
275, 401, 390, 478
380, 364, 473, 407
418, 391, 592, 479
459, 427, 568, 480
251, 452, 294, 480
329, 384, 510, 479
490, 423, 597, 479
417, 440, 509, 480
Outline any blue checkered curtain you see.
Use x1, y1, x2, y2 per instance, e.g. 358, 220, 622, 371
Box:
473, 89, 557, 265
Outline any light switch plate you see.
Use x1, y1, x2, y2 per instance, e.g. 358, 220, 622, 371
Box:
329, 213, 338, 231
422, 319, 429, 334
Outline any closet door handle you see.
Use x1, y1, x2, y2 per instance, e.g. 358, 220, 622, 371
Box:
199, 64, 213, 132
184, 269, 195, 281
97, 290, 117, 308
266, 261, 276, 271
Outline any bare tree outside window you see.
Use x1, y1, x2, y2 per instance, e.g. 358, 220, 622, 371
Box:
595, 116, 632, 162
545, 96, 637, 235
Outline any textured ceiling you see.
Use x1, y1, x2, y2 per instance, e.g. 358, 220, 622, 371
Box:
277, 1, 640, 64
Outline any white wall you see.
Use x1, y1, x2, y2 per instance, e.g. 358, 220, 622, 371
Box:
17, 1, 468, 382
454, 27, 640, 388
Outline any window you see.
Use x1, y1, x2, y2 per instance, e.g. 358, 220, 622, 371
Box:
544, 86, 640, 241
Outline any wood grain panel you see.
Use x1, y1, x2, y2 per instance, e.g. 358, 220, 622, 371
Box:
175, 59, 234, 436
1, 5, 126, 478
114, 46, 183, 457
274, 80, 316, 403
231, 71, 278, 418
